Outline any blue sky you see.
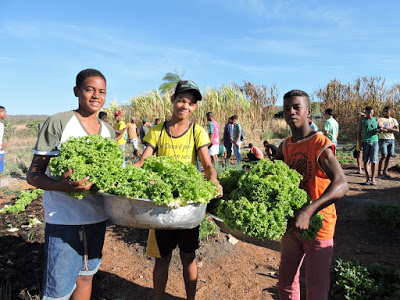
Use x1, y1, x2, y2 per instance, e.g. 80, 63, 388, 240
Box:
1, 0, 399, 115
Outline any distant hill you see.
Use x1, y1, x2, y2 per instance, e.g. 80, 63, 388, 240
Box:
6, 115, 50, 124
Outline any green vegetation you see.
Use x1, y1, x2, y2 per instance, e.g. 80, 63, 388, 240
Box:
0, 189, 43, 214
108, 156, 219, 207
366, 204, 400, 229
49, 135, 124, 199
199, 217, 218, 241
215, 159, 322, 240
330, 259, 400, 299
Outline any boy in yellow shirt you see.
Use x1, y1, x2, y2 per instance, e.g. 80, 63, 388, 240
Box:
135, 80, 222, 300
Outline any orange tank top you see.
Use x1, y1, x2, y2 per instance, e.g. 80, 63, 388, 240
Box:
283, 132, 336, 240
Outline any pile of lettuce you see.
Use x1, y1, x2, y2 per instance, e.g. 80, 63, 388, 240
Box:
212, 159, 323, 240
49, 135, 219, 206
107, 156, 219, 207
49, 135, 124, 198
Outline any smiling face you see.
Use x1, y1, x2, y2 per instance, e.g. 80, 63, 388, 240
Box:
171, 91, 198, 121
74, 76, 106, 115
283, 96, 310, 130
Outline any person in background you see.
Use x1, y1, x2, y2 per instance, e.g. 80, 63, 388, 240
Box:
275, 89, 348, 300
357, 106, 379, 185
354, 111, 366, 174
263, 140, 278, 160
309, 116, 319, 132
377, 106, 399, 178
114, 110, 127, 168
0, 106, 7, 187
135, 80, 222, 300
151, 118, 161, 128
140, 118, 150, 153
231, 115, 242, 164
247, 143, 264, 161
206, 112, 220, 164
26, 69, 115, 300
323, 108, 339, 146
125, 116, 139, 159
98, 111, 107, 122
223, 117, 234, 165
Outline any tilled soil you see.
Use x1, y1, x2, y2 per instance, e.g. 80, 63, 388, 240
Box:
0, 159, 399, 299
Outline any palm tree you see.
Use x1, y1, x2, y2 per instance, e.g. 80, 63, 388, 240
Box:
159, 69, 186, 95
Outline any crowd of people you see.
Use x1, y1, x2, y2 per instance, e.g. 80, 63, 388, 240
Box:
0, 68, 387, 300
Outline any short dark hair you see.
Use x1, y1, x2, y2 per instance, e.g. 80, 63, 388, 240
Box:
155, 118, 160, 122
365, 106, 373, 112
206, 112, 213, 117
249, 143, 253, 148
76, 69, 106, 89
283, 90, 310, 107
384, 105, 392, 111
263, 140, 269, 146
325, 108, 334, 116
232, 115, 238, 120
98, 111, 107, 119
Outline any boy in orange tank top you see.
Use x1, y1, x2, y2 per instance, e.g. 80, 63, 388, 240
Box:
274, 90, 348, 300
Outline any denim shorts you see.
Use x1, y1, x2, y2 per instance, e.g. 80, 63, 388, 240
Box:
42, 221, 106, 300
362, 141, 379, 163
379, 139, 395, 157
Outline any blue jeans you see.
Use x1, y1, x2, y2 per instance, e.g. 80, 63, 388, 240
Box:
42, 221, 106, 300
233, 141, 242, 164
362, 141, 379, 163
379, 139, 395, 157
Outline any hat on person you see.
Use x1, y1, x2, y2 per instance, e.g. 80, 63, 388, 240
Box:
173, 80, 202, 101
359, 111, 366, 116
114, 110, 122, 116
131, 116, 136, 121
142, 118, 149, 123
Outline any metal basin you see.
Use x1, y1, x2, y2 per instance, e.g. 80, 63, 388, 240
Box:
103, 193, 206, 229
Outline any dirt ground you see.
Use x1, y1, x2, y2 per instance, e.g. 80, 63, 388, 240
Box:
1, 156, 400, 300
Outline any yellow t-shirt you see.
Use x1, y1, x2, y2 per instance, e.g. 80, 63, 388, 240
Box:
114, 121, 126, 146
143, 122, 211, 165
144, 121, 211, 258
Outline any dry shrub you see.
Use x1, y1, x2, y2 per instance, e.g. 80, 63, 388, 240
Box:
105, 81, 279, 144
317, 76, 400, 141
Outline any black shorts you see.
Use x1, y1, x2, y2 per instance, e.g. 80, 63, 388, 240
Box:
150, 226, 200, 257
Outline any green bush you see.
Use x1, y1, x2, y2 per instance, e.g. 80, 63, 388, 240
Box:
330, 259, 400, 299
366, 204, 400, 229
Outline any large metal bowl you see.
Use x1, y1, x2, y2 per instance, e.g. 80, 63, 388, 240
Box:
207, 212, 281, 251
102, 193, 206, 229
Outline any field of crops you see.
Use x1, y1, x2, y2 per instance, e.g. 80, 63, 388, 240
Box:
1, 89, 400, 299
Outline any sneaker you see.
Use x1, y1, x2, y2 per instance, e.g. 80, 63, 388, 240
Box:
362, 181, 370, 185
370, 181, 377, 185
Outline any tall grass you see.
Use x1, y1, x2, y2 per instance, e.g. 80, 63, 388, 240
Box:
104, 81, 279, 145
317, 76, 400, 141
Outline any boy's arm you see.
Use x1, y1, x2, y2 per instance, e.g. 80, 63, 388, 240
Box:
294, 147, 349, 231
273, 143, 284, 160
198, 147, 223, 197
27, 155, 93, 192
115, 129, 126, 141
357, 119, 362, 150
134, 146, 155, 168
0, 141, 5, 150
